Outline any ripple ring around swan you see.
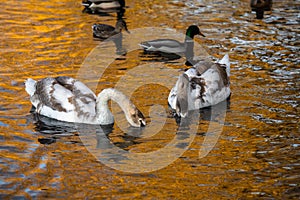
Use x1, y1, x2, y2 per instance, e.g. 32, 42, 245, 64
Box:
77, 27, 228, 173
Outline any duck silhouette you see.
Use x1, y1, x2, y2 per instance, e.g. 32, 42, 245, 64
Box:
250, 0, 272, 19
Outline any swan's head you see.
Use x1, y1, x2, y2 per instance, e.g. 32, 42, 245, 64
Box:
127, 106, 146, 127
175, 73, 190, 118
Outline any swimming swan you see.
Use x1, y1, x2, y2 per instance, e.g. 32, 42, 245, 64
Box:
25, 76, 146, 127
168, 54, 231, 117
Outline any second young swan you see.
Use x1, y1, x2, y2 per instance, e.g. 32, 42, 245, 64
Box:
25, 76, 146, 127
168, 54, 231, 118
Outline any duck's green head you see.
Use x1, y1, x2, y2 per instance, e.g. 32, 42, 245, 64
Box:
186, 25, 205, 39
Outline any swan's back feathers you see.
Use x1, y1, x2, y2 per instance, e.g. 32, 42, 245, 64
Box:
168, 54, 231, 113
218, 54, 230, 76
25, 78, 36, 96
34, 77, 75, 112
53, 76, 97, 117
55, 76, 96, 100
193, 60, 214, 75
27, 77, 97, 122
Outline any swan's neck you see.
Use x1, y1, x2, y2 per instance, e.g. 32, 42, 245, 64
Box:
95, 88, 134, 125
176, 74, 191, 117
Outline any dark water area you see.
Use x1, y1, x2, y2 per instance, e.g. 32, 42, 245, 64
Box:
0, 0, 299, 199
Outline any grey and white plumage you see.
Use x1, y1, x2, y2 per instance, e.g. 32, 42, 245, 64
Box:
25, 76, 146, 127
140, 39, 186, 54
168, 54, 231, 117
139, 25, 205, 58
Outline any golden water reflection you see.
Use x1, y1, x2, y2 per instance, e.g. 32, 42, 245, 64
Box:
0, 0, 299, 199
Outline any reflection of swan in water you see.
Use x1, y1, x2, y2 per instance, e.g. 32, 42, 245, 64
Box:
250, 0, 272, 19
32, 112, 143, 150
25, 76, 146, 127
172, 98, 231, 127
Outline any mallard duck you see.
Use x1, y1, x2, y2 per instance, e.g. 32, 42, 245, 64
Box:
92, 19, 129, 40
250, 0, 272, 19
139, 25, 205, 64
25, 76, 146, 127
82, 0, 125, 11
168, 54, 231, 117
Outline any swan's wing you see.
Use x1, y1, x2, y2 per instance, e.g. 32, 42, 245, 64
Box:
25, 78, 37, 96
193, 59, 229, 88
30, 77, 97, 122
218, 54, 230, 76
214, 64, 230, 87
55, 76, 96, 99
32, 77, 75, 112
195, 64, 230, 106
55, 76, 97, 117
193, 60, 214, 75
186, 62, 230, 108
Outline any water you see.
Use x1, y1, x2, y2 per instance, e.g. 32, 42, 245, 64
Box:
1, 0, 299, 199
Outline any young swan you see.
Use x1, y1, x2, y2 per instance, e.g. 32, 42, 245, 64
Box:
25, 76, 146, 127
168, 54, 231, 118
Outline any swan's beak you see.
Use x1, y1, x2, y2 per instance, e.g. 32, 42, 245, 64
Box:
130, 107, 146, 127
175, 107, 188, 119
139, 119, 146, 127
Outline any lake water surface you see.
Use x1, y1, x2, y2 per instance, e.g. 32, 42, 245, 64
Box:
0, 0, 299, 199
